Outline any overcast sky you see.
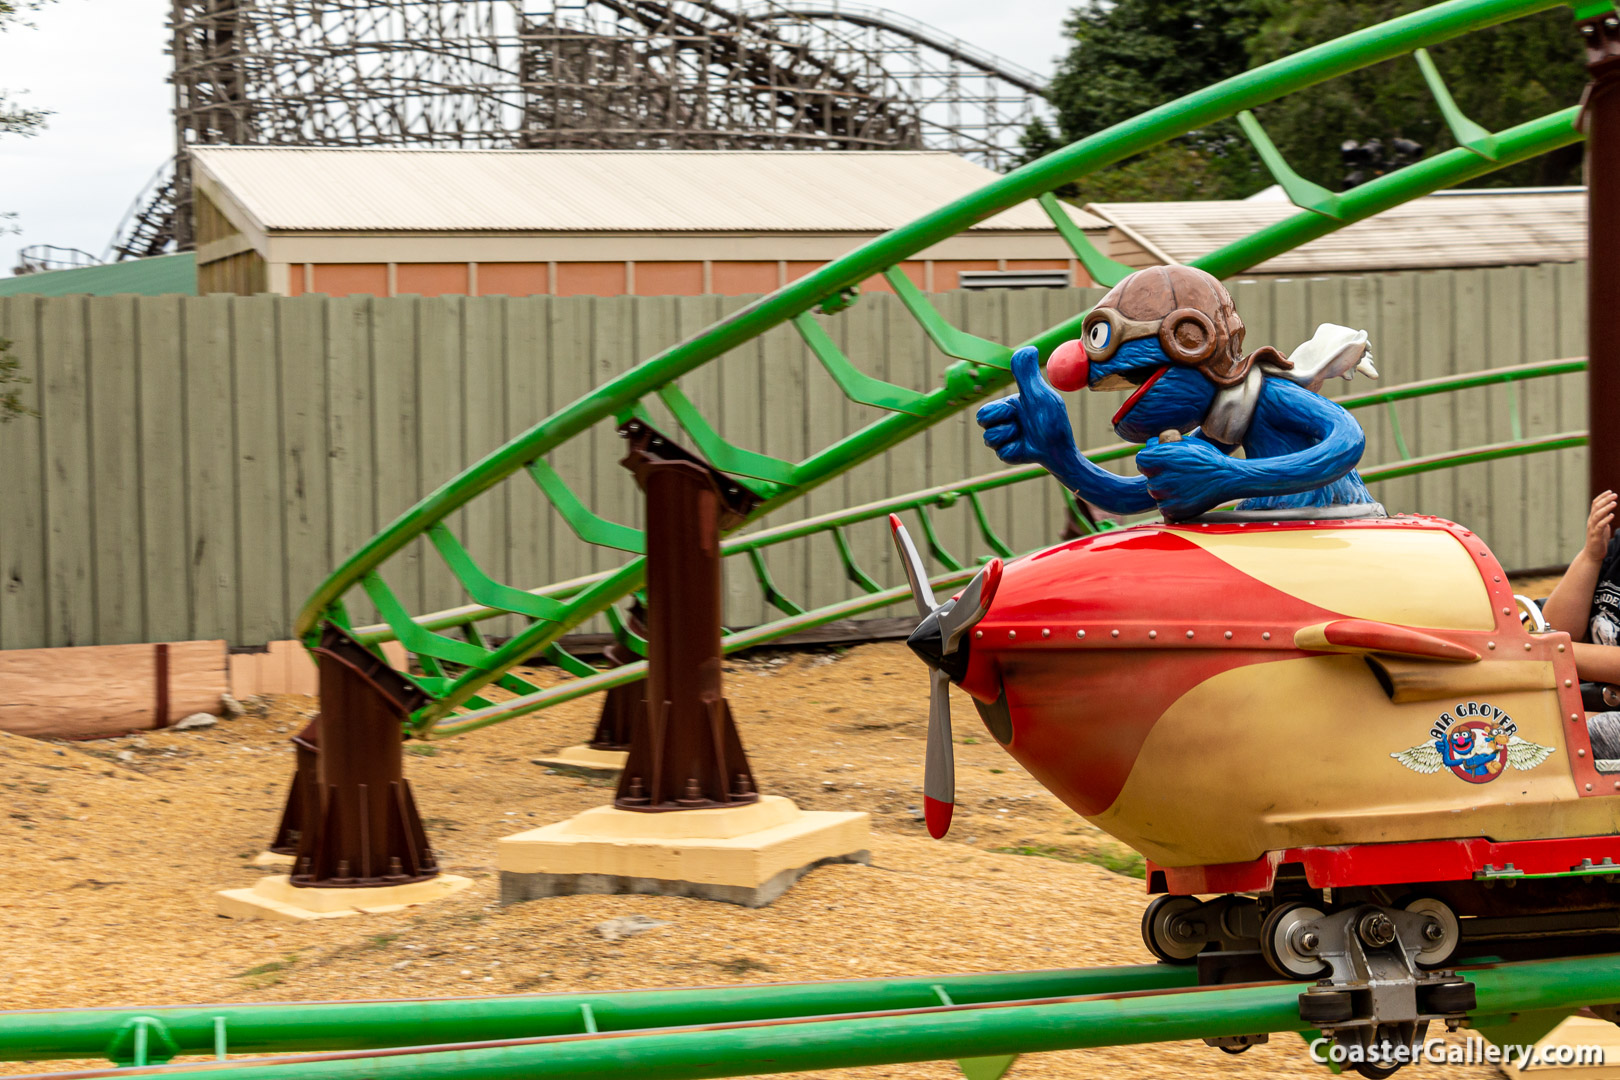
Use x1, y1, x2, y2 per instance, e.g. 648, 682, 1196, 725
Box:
0, 0, 1070, 272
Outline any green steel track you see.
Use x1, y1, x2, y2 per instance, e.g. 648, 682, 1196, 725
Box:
2, 955, 1618, 1077
294, 0, 1598, 737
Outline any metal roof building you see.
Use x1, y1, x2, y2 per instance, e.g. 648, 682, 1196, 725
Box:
1085, 188, 1586, 276
189, 147, 1105, 297
0, 254, 198, 298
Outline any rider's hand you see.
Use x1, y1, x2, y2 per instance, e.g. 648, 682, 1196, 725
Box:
975, 346, 1076, 467
1585, 490, 1616, 564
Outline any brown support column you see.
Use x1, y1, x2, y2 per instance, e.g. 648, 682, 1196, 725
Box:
1584, 8, 1620, 497
290, 623, 440, 887
614, 420, 760, 812
588, 602, 646, 751
268, 717, 320, 855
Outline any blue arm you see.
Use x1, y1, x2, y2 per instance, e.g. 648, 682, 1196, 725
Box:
976, 347, 1157, 516
1135, 378, 1365, 519
1225, 378, 1366, 498
1045, 442, 1159, 515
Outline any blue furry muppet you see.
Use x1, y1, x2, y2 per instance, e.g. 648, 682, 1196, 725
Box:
977, 265, 1379, 521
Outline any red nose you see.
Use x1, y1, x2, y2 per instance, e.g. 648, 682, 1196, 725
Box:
1047, 338, 1089, 392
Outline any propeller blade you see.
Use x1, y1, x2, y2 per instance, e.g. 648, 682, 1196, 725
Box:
938, 557, 1002, 655
924, 667, 955, 838
888, 514, 938, 617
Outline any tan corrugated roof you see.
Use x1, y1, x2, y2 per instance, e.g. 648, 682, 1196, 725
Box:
190, 147, 1100, 234
1086, 189, 1585, 273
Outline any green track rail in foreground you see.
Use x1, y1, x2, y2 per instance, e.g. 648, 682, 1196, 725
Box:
2, 955, 1618, 1077
296, 0, 1595, 736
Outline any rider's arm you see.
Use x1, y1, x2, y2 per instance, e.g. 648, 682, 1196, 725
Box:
1546, 564, 1602, 644
1543, 492, 1615, 640
1573, 642, 1620, 684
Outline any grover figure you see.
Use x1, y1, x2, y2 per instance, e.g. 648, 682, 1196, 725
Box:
1435, 727, 1507, 780
976, 265, 1379, 521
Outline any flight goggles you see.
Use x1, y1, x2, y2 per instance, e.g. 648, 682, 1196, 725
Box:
1080, 306, 1226, 367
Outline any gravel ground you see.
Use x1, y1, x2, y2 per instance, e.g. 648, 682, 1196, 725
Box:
0, 640, 1521, 1080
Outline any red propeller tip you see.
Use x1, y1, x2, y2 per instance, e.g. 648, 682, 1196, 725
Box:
924, 795, 953, 839
888, 513, 904, 533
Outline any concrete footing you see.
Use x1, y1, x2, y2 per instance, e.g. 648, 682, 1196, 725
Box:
216, 873, 472, 922
497, 795, 869, 908
532, 745, 629, 775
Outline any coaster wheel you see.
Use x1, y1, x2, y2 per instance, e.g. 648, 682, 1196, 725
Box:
1402, 896, 1460, 968
1141, 895, 1203, 963
1260, 902, 1329, 979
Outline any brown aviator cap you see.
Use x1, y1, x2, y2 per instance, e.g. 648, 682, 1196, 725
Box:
1086, 265, 1287, 388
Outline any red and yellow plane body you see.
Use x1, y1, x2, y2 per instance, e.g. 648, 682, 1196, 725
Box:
957, 515, 1620, 894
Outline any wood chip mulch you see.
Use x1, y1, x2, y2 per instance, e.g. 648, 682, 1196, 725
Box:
0, 640, 1515, 1079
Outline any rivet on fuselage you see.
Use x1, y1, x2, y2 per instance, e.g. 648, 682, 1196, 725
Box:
1568, 679, 1575, 687
1588, 783, 1595, 791
1502, 608, 1511, 616
1111, 629, 1120, 638
1525, 643, 1533, 651
1041, 628, 1051, 638
1573, 713, 1582, 721
975, 630, 982, 639
1008, 630, 1016, 640
1148, 630, 1158, 639
1076, 629, 1086, 640
1186, 630, 1195, 639
1579, 749, 1587, 757
1559, 644, 1567, 652
1224, 631, 1233, 640
1494, 576, 1502, 583
1488, 642, 1496, 650
1262, 632, 1271, 641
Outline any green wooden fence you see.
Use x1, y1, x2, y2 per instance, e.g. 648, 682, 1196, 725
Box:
0, 262, 1589, 651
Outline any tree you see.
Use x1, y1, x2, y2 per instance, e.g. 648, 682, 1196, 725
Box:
1247, 0, 1585, 190
1024, 0, 1587, 198
0, 340, 36, 423
0, 0, 51, 423
0, 1, 51, 151
1022, 0, 1268, 201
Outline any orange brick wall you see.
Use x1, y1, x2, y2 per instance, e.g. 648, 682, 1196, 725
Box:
396, 262, 470, 297
287, 258, 1085, 298
634, 262, 704, 296
310, 263, 387, 297
555, 262, 628, 297
930, 261, 1000, 290
478, 263, 550, 296
710, 262, 780, 296
859, 260, 925, 294
784, 261, 822, 285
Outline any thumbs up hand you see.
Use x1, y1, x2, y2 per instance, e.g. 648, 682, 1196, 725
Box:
976, 346, 1076, 468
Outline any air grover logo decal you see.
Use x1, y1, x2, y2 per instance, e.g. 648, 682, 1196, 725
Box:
1391, 701, 1553, 784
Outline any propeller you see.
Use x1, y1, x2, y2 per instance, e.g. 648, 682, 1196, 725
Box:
887, 514, 1002, 839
